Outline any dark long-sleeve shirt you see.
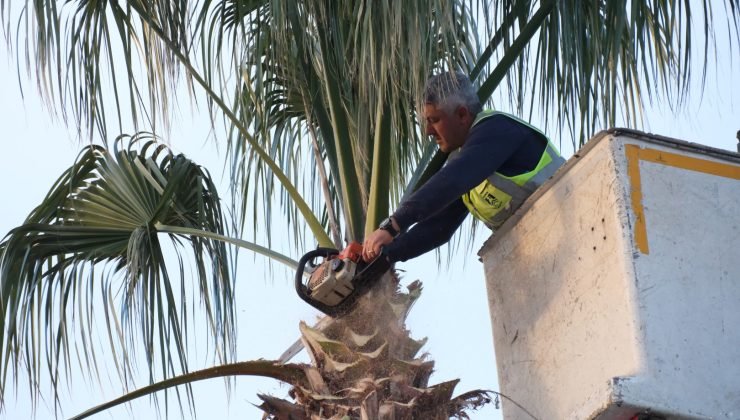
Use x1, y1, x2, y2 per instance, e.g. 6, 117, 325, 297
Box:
384, 114, 547, 262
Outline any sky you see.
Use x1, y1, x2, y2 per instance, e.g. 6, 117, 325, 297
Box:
1, 17, 739, 420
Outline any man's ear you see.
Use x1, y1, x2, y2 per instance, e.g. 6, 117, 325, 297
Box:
456, 106, 472, 123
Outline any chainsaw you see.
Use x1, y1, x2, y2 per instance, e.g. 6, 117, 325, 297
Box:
295, 242, 391, 317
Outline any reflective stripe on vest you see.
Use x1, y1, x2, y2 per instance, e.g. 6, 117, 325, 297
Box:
459, 110, 565, 229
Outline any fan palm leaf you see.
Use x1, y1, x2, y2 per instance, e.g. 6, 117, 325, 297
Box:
0, 133, 295, 407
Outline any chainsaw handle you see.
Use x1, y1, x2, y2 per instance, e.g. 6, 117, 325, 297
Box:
294, 247, 339, 296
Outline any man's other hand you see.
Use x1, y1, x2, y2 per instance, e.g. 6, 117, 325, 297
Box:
362, 229, 393, 262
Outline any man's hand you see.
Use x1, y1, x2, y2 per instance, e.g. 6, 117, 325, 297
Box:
362, 229, 393, 262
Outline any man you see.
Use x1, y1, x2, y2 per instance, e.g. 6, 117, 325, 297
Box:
362, 71, 565, 263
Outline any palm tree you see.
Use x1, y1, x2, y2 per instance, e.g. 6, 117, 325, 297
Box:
1, 0, 738, 417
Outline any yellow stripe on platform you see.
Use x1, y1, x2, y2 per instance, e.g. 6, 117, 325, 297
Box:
625, 144, 740, 255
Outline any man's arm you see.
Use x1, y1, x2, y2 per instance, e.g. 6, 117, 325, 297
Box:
362, 116, 542, 262
383, 198, 468, 263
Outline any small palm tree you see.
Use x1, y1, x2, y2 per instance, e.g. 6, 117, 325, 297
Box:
1, 0, 739, 417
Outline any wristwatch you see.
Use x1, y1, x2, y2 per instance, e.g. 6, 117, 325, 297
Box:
378, 217, 400, 238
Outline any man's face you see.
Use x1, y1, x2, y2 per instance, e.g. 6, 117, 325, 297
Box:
423, 104, 472, 153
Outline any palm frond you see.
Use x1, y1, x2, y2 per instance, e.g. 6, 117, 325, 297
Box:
480, 0, 740, 148
408, 0, 740, 190
2, 0, 196, 139
69, 360, 309, 420
218, 0, 479, 242
3, 1, 335, 248
0, 134, 235, 407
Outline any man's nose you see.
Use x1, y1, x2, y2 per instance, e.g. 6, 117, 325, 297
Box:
426, 125, 436, 136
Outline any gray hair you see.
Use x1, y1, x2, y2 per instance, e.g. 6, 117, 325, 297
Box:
423, 71, 482, 116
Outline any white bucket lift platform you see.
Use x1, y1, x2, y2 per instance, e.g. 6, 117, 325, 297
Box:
479, 129, 740, 419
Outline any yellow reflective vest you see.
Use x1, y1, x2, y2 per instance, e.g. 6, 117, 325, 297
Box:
458, 110, 565, 229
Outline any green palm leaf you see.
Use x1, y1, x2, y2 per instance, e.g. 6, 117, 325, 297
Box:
0, 133, 240, 406
473, 0, 740, 148
408, 0, 740, 191
219, 0, 478, 241
3, 0, 335, 247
